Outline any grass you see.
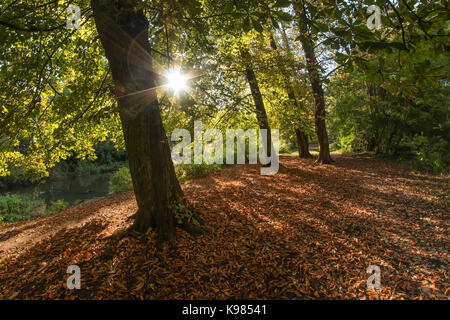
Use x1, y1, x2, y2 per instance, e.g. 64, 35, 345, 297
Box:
175, 163, 225, 183
0, 194, 69, 224
108, 163, 226, 194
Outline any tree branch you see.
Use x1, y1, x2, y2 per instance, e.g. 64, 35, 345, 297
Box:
0, 19, 65, 32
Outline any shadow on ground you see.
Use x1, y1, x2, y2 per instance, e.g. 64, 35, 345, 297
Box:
0, 154, 448, 299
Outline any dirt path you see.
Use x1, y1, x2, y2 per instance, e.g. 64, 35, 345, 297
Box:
0, 192, 135, 257
0, 154, 448, 299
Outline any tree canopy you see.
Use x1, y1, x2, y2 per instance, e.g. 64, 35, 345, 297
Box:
0, 0, 448, 239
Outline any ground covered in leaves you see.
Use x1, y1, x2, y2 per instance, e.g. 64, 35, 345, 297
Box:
0, 154, 448, 299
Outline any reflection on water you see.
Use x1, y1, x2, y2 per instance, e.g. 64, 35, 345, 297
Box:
7, 172, 113, 205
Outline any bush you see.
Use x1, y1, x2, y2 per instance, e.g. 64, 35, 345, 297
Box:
51, 159, 127, 178
109, 167, 133, 194
0, 193, 45, 222
108, 162, 224, 194
47, 199, 69, 213
175, 163, 223, 182
0, 167, 33, 190
401, 135, 449, 174
279, 138, 296, 154
329, 70, 449, 174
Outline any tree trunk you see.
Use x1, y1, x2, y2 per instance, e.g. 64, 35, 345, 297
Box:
296, 128, 313, 158
287, 87, 312, 158
295, 1, 333, 164
367, 82, 377, 152
240, 48, 272, 158
91, 0, 188, 244
269, 33, 312, 159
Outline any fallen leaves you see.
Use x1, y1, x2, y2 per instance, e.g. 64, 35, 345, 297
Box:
0, 154, 448, 300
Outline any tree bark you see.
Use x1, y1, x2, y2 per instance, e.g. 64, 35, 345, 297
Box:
91, 0, 188, 244
286, 84, 312, 158
295, 128, 312, 158
240, 48, 272, 158
367, 82, 377, 152
269, 33, 312, 159
295, 1, 333, 164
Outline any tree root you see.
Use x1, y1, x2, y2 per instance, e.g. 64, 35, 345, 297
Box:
111, 227, 142, 243
180, 221, 208, 235
314, 158, 334, 165
127, 206, 208, 247
192, 213, 206, 225
126, 212, 137, 222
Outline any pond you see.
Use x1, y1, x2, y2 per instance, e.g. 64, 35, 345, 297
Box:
6, 172, 114, 205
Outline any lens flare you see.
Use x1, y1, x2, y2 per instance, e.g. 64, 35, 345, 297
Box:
166, 68, 188, 94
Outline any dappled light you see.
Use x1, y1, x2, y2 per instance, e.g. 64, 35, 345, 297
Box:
0, 155, 447, 299
0, 0, 447, 305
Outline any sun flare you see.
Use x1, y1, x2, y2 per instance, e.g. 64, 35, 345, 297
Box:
166, 68, 188, 94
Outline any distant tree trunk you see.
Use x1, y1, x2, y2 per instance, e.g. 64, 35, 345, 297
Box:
269, 33, 312, 159
240, 48, 272, 158
367, 82, 377, 152
295, 1, 333, 164
296, 128, 313, 158
91, 0, 196, 245
287, 87, 312, 158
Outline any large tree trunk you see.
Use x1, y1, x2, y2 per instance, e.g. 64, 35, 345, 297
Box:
91, 0, 190, 244
240, 48, 272, 159
295, 1, 333, 164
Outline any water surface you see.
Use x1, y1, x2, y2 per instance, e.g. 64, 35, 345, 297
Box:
6, 172, 113, 204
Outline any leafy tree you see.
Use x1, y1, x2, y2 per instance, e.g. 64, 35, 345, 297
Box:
269, 31, 313, 158
0, 0, 448, 247
293, 0, 333, 163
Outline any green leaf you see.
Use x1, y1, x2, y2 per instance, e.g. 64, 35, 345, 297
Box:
273, 0, 291, 8
243, 16, 251, 32
276, 11, 293, 22
313, 22, 329, 33
294, 34, 306, 42
251, 18, 264, 33
360, 41, 405, 51
270, 17, 279, 29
